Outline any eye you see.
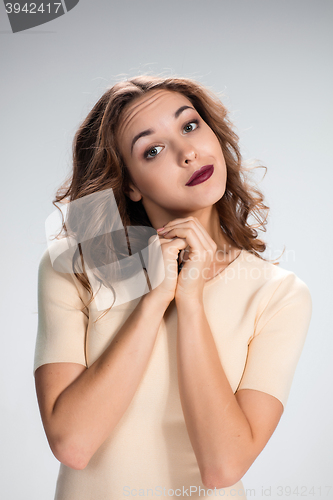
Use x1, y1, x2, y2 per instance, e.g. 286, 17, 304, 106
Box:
183, 120, 199, 133
144, 146, 163, 159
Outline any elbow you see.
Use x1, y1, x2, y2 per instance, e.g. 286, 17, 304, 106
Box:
201, 464, 245, 490
50, 436, 91, 470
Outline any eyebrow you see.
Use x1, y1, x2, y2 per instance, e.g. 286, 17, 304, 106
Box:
130, 105, 195, 154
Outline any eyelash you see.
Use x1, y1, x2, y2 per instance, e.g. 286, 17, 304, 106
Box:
143, 119, 199, 160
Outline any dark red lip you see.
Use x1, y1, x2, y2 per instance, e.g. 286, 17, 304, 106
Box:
185, 165, 214, 186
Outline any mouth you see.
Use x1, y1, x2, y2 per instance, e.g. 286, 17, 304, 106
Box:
185, 165, 214, 187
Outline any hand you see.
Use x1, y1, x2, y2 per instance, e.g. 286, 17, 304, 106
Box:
157, 216, 217, 302
144, 231, 188, 306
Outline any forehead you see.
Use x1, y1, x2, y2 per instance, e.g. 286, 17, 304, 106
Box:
118, 89, 194, 139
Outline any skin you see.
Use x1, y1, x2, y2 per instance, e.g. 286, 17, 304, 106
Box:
35, 89, 284, 488
117, 89, 241, 285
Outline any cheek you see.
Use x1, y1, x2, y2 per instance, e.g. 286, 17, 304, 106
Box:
213, 139, 226, 165
201, 128, 221, 151
130, 164, 165, 194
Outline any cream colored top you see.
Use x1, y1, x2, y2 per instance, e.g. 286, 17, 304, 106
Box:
34, 245, 312, 500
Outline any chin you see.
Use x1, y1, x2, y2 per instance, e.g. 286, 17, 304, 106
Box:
201, 183, 226, 206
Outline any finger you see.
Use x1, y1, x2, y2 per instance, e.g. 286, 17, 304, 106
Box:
160, 217, 215, 252
160, 227, 208, 260
162, 225, 207, 249
157, 234, 186, 248
179, 246, 190, 263
161, 226, 216, 261
160, 216, 206, 235
160, 236, 188, 255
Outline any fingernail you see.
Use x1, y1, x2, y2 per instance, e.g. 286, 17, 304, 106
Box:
157, 228, 165, 232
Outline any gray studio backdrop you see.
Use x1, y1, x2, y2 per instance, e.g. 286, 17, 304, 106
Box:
1, 1, 332, 499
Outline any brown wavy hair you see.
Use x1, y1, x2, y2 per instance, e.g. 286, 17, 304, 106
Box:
53, 75, 276, 315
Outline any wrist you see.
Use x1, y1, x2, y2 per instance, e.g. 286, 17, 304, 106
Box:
175, 292, 204, 312
140, 289, 172, 315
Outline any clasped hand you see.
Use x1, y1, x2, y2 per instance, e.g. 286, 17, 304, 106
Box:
148, 216, 217, 303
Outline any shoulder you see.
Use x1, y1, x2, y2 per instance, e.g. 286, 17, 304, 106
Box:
240, 251, 313, 337
237, 250, 312, 332
38, 239, 89, 304
241, 249, 312, 302
38, 237, 77, 275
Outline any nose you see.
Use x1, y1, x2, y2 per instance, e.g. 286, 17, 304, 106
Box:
184, 151, 197, 164
178, 141, 198, 166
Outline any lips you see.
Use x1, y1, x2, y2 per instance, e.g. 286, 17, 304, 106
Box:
185, 165, 214, 186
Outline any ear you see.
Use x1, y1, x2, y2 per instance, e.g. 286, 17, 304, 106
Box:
125, 180, 142, 202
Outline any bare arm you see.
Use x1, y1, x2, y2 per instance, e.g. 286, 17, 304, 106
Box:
176, 299, 283, 489
157, 217, 284, 488
35, 292, 169, 470
35, 233, 188, 470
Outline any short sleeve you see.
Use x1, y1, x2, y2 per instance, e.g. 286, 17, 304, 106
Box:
33, 247, 89, 374
237, 272, 312, 408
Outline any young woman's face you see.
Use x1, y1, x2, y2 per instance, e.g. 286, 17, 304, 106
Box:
117, 89, 227, 226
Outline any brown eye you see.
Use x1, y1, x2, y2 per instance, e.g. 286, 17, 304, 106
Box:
183, 121, 198, 133
145, 146, 163, 159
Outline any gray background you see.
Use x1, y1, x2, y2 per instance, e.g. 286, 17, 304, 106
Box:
1, 1, 332, 498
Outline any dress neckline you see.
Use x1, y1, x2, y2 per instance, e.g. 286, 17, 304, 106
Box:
204, 248, 244, 288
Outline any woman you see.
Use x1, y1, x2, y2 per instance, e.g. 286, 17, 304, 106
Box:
34, 76, 312, 499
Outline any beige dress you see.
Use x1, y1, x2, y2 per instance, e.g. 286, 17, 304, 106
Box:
34, 244, 312, 500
